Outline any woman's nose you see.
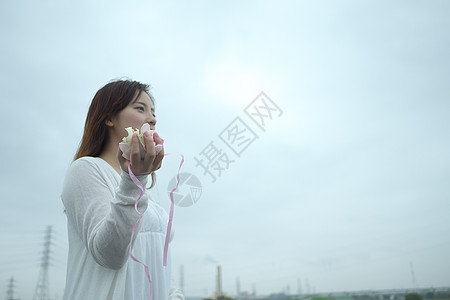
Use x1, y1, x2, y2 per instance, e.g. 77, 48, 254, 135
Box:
147, 115, 157, 130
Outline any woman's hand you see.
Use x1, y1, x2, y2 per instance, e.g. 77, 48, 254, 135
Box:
117, 131, 165, 176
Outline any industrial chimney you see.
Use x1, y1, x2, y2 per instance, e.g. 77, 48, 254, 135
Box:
216, 265, 223, 299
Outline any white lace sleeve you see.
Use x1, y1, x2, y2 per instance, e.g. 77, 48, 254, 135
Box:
168, 271, 185, 300
169, 287, 185, 300
62, 158, 149, 270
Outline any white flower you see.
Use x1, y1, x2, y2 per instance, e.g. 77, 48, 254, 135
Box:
119, 124, 163, 160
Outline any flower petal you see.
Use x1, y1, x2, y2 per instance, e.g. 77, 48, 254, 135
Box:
141, 123, 150, 133
122, 127, 134, 143
119, 142, 131, 160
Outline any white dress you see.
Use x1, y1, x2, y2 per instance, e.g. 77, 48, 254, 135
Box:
61, 156, 184, 300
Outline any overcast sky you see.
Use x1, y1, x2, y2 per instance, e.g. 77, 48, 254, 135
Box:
1, 1, 450, 299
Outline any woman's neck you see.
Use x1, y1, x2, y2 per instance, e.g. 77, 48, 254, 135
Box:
99, 141, 122, 175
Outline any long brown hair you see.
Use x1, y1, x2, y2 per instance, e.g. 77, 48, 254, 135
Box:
75, 79, 157, 188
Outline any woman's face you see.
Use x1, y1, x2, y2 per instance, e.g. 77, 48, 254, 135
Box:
110, 91, 157, 141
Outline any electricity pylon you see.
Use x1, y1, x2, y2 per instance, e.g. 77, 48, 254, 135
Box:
32, 225, 52, 300
5, 277, 20, 300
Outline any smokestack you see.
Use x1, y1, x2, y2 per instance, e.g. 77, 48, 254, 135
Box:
180, 265, 185, 293
216, 265, 223, 298
236, 276, 240, 297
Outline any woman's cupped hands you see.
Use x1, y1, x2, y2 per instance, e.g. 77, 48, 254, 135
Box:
117, 131, 165, 176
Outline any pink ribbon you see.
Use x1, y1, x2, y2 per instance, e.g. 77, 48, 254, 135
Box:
127, 153, 184, 300
128, 164, 153, 300
162, 153, 185, 266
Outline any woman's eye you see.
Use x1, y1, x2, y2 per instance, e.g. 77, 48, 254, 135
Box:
136, 106, 145, 111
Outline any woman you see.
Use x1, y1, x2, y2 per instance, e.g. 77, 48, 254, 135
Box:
61, 79, 184, 300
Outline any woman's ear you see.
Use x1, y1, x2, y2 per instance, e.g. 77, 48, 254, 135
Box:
105, 119, 114, 127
